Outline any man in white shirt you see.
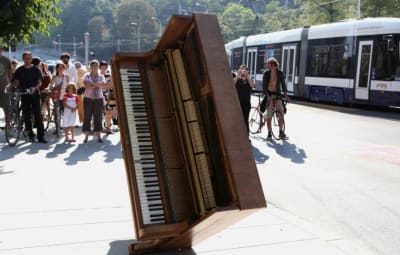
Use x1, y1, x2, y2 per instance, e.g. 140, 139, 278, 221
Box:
60, 52, 78, 85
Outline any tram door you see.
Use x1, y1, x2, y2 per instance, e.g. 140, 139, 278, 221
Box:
281, 45, 296, 94
246, 48, 257, 82
355, 41, 373, 100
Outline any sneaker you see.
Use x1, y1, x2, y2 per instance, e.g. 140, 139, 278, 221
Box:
267, 131, 272, 140
279, 131, 288, 140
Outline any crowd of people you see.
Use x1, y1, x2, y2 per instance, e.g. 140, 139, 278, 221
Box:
0, 46, 117, 145
0, 45, 289, 146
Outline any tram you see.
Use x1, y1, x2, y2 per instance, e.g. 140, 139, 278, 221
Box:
225, 17, 400, 107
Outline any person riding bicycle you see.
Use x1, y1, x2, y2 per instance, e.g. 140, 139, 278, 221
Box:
262, 57, 288, 140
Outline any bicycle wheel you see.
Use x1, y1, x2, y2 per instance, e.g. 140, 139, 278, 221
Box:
6, 112, 22, 146
42, 101, 51, 130
271, 110, 285, 140
249, 107, 263, 134
54, 107, 61, 138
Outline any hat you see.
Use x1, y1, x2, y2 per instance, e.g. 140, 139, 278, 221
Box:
266, 57, 279, 67
99, 60, 108, 68
60, 52, 70, 59
89, 59, 99, 66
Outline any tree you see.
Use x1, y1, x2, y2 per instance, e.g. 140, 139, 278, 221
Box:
299, 0, 356, 25
261, 0, 300, 32
362, 0, 400, 17
0, 0, 61, 47
219, 3, 256, 42
114, 0, 157, 51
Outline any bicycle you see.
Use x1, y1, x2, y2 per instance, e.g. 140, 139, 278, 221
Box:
103, 90, 119, 133
49, 90, 62, 138
4, 88, 29, 146
249, 91, 265, 134
40, 89, 52, 130
249, 91, 287, 140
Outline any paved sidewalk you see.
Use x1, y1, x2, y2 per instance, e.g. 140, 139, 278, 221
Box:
0, 127, 349, 255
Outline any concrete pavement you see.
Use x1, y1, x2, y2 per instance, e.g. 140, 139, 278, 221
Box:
0, 124, 350, 255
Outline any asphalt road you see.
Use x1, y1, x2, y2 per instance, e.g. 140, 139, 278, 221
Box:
251, 99, 400, 255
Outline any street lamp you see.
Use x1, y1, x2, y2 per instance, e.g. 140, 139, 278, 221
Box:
151, 17, 162, 37
84, 32, 89, 67
356, 0, 361, 19
131, 22, 141, 52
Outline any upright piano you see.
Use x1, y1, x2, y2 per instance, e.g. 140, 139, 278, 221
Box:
111, 13, 266, 254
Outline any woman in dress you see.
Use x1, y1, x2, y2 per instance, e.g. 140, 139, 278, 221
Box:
62, 83, 80, 142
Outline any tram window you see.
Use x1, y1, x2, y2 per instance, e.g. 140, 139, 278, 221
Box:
264, 46, 281, 69
232, 49, 243, 70
310, 44, 348, 77
396, 42, 400, 80
375, 39, 400, 81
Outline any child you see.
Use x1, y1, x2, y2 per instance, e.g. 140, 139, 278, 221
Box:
62, 83, 80, 142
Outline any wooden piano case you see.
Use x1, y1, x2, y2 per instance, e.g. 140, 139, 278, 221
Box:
111, 13, 266, 254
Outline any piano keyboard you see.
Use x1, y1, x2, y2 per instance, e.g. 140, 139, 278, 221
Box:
120, 68, 166, 225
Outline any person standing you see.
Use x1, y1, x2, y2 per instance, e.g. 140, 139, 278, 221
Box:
11, 59, 18, 75
12, 51, 47, 143
50, 62, 70, 101
99, 61, 115, 134
0, 45, 13, 131
74, 61, 86, 123
60, 52, 78, 85
234, 64, 255, 134
62, 83, 80, 143
82, 60, 106, 143
262, 57, 288, 140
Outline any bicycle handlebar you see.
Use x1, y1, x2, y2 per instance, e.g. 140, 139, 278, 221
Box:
4, 88, 30, 96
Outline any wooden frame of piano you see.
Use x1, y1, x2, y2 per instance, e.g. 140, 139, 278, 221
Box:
111, 13, 266, 254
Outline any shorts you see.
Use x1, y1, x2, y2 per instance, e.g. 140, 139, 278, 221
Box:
266, 94, 284, 118
0, 87, 10, 115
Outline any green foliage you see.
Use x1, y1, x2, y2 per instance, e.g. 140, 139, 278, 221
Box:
261, 0, 300, 32
6, 0, 400, 58
0, 0, 61, 46
219, 3, 256, 42
114, 0, 157, 51
299, 0, 356, 25
362, 0, 400, 17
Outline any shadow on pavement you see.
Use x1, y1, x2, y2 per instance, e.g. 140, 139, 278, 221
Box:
267, 139, 307, 164
252, 143, 269, 164
0, 166, 14, 175
0, 139, 50, 161
106, 240, 196, 255
63, 138, 122, 165
0, 128, 123, 165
